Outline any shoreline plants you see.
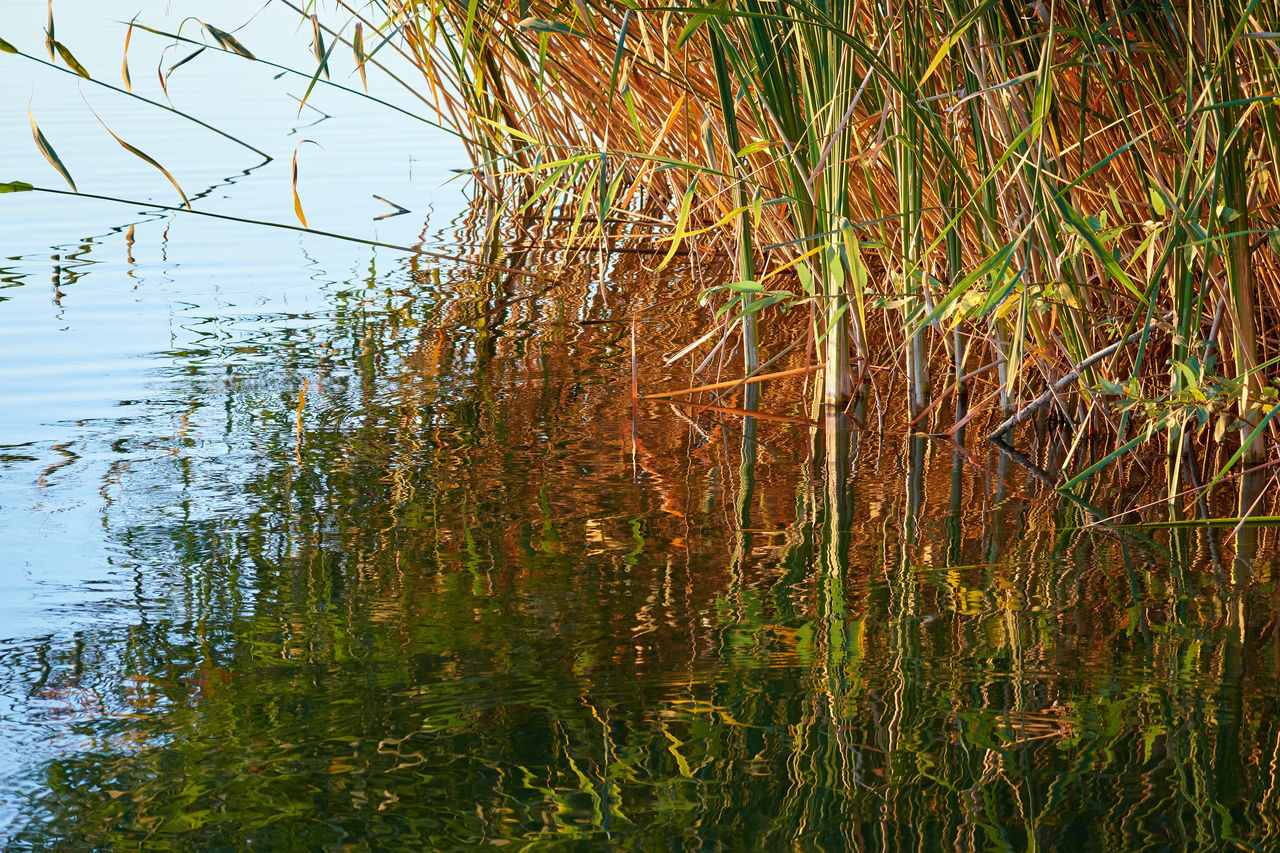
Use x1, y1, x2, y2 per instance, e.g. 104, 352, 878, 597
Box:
336, 0, 1280, 520
8, 0, 1280, 521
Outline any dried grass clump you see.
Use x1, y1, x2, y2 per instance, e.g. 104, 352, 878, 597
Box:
14, 0, 1280, 511
355, 0, 1279, 507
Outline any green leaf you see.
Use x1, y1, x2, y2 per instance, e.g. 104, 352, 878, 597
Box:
1056, 202, 1144, 301
1097, 379, 1126, 395
736, 140, 773, 158
51, 39, 88, 78
352, 22, 367, 93
917, 240, 1019, 329
167, 46, 206, 77
0, 34, 18, 54
296, 18, 342, 115
918, 0, 1003, 87
606, 9, 631, 103
657, 176, 698, 271
676, 9, 718, 48
202, 23, 255, 60
1031, 74, 1053, 142
1059, 428, 1159, 492
0, 181, 35, 193
1147, 186, 1166, 217
310, 15, 330, 80
28, 105, 75, 192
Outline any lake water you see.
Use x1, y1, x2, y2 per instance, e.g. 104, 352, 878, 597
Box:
3, 3, 1279, 849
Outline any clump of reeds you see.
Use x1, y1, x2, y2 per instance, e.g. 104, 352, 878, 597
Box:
354, 0, 1277, 509
14, 0, 1280, 517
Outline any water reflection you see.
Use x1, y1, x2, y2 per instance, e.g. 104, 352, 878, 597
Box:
2, 226, 1279, 848
3, 2, 1280, 835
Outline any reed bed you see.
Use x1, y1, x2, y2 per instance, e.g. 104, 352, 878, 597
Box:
14, 0, 1280, 518
334, 0, 1280, 510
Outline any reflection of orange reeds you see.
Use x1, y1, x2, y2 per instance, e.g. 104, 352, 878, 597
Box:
641, 366, 815, 401
665, 400, 817, 427
632, 433, 687, 522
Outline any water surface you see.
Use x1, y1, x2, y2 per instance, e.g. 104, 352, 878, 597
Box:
2, 3, 1279, 850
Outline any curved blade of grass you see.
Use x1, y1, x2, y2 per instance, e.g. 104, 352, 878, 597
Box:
1112, 516, 1280, 529
657, 176, 699, 270
202, 22, 255, 60
352, 22, 366, 92
606, 9, 631, 103
292, 149, 305, 227
677, 6, 719, 48
45, 0, 54, 60
310, 14, 330, 79
50, 39, 88, 78
28, 104, 75, 191
157, 44, 203, 105
291, 140, 319, 227
84, 99, 189, 208
121, 17, 134, 91
297, 23, 344, 115
1059, 435, 1146, 492
166, 45, 205, 78
9, 43, 268, 160
359, 18, 403, 65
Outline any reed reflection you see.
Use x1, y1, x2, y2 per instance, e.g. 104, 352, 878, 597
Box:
2, 221, 1280, 849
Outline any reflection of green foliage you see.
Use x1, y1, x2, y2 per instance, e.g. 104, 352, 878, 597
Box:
5, 258, 1280, 851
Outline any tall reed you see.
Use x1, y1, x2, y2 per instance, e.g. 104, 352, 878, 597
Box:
20, 0, 1280, 506
355, 0, 1276, 504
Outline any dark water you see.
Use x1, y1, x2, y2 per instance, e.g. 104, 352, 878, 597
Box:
3, 3, 1280, 850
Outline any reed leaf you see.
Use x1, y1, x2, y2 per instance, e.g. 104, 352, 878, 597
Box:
291, 140, 318, 228
201, 22, 255, 60
50, 40, 88, 78
121, 18, 134, 91
28, 105, 75, 191
353, 22, 367, 92
310, 15, 330, 80
85, 100, 189, 208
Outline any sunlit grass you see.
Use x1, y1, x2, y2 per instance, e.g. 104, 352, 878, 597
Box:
9, 0, 1280, 514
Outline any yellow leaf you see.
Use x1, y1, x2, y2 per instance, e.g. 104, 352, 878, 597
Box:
292, 147, 306, 228
353, 22, 367, 93
51, 39, 88, 78
85, 100, 188, 208
121, 18, 134, 91
657, 177, 698, 271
